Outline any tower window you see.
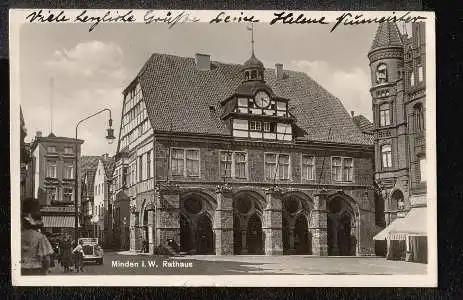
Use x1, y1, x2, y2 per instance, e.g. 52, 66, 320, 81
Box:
245, 71, 250, 80
418, 66, 424, 82
376, 64, 388, 84
410, 72, 415, 86
381, 144, 392, 168
379, 103, 391, 127
251, 70, 257, 79
419, 156, 426, 182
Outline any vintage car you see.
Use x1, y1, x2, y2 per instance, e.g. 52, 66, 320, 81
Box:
78, 238, 104, 265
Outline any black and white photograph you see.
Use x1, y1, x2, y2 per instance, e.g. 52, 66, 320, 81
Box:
10, 10, 436, 286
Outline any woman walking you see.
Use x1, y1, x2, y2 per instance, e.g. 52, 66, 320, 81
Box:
60, 234, 73, 273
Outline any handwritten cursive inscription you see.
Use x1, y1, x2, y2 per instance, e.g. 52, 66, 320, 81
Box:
270, 12, 328, 25
75, 10, 136, 32
209, 11, 259, 24
144, 10, 200, 28
25, 10, 70, 23
330, 12, 427, 32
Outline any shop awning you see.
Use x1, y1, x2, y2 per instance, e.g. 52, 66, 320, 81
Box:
373, 207, 427, 240
42, 216, 77, 228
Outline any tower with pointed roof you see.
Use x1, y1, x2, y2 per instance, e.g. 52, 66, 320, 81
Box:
368, 22, 407, 225
368, 22, 427, 230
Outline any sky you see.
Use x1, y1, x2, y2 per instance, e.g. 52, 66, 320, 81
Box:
18, 20, 410, 156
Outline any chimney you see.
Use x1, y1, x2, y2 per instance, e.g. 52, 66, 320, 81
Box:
36, 131, 42, 137
351, 111, 355, 117
275, 63, 284, 80
102, 153, 109, 159
195, 53, 211, 71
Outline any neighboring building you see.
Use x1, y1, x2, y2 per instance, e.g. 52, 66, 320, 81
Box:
27, 131, 84, 235
351, 111, 374, 135
111, 151, 130, 251
113, 48, 377, 256
20, 107, 31, 202
80, 156, 100, 238
370, 23, 427, 263
92, 154, 115, 248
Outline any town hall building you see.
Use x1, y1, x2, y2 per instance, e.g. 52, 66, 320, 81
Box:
112, 36, 378, 256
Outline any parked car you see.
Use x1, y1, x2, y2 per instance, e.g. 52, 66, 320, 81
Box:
78, 238, 104, 265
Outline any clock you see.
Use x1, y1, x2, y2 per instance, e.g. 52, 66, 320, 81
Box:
254, 91, 270, 108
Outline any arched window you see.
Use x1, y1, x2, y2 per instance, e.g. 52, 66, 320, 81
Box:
376, 64, 388, 84
379, 103, 391, 127
381, 144, 392, 168
414, 103, 424, 132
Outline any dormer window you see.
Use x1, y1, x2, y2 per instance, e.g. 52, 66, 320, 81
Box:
376, 64, 388, 84
245, 71, 250, 80
251, 70, 257, 80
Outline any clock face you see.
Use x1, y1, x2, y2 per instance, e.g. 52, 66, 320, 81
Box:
254, 91, 270, 108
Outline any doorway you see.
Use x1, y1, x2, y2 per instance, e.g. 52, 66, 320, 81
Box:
247, 214, 263, 254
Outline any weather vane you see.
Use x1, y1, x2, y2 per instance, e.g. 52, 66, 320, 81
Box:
246, 22, 255, 55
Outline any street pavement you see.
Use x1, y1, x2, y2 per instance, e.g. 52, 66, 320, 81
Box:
48, 251, 427, 275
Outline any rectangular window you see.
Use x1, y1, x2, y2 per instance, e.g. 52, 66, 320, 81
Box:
302, 155, 315, 180
379, 103, 391, 127
47, 146, 56, 153
332, 157, 343, 182
265, 153, 290, 181
63, 187, 73, 202
410, 72, 415, 87
419, 157, 426, 182
249, 121, 262, 131
220, 151, 233, 178
343, 158, 353, 182
47, 161, 57, 178
64, 147, 73, 154
382, 145, 393, 168
263, 122, 271, 132
127, 165, 131, 187
186, 149, 200, 177
278, 154, 290, 180
235, 152, 247, 179
171, 149, 184, 176
131, 163, 136, 185
332, 157, 354, 182
64, 164, 74, 179
265, 153, 277, 181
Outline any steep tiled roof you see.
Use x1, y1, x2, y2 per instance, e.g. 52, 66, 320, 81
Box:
138, 54, 373, 146
102, 157, 115, 178
353, 115, 374, 133
81, 156, 100, 174
84, 170, 96, 198
370, 23, 403, 52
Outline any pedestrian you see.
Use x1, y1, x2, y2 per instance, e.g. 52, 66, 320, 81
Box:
60, 234, 73, 273
21, 198, 54, 275
72, 240, 85, 272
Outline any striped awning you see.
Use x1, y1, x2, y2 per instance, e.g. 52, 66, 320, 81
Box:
373, 207, 427, 240
42, 216, 77, 228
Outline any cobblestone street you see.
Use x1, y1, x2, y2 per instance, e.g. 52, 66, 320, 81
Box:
47, 251, 427, 275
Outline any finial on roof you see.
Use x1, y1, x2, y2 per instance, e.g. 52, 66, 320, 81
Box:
247, 22, 255, 56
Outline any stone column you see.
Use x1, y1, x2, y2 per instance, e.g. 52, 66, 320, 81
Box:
263, 187, 283, 255
147, 210, 155, 254
288, 226, 295, 254
155, 185, 181, 248
310, 190, 328, 256
214, 185, 234, 255
129, 202, 137, 252
241, 229, 248, 254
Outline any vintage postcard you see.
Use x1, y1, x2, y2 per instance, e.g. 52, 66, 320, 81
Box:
10, 9, 436, 286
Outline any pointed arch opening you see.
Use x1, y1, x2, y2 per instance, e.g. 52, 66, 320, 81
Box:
327, 195, 357, 256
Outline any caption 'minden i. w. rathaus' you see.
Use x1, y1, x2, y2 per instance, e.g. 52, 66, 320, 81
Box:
23, 22, 427, 263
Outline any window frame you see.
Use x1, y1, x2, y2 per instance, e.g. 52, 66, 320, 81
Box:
64, 147, 73, 154
46, 161, 57, 178
63, 187, 74, 202
264, 152, 291, 181
381, 144, 393, 169
219, 150, 248, 179
170, 148, 201, 178
64, 164, 74, 179
331, 156, 355, 183
376, 63, 388, 84
47, 146, 57, 153
301, 155, 316, 181
379, 103, 391, 127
